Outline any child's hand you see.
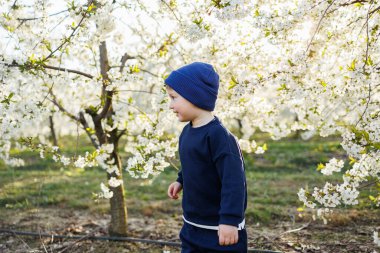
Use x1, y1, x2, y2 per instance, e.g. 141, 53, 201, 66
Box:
218, 224, 238, 246
167, 182, 182, 199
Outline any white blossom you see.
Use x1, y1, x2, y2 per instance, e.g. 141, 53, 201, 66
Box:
320, 158, 344, 176
60, 156, 71, 166
255, 146, 266, 154
39, 149, 45, 159
108, 177, 123, 188
374, 231, 380, 247
100, 183, 114, 199
74, 156, 86, 169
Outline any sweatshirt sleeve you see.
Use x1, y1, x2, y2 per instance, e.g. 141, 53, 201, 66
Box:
176, 170, 183, 185
208, 125, 246, 227
176, 130, 184, 186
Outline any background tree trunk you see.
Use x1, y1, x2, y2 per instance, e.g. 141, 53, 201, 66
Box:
49, 115, 58, 146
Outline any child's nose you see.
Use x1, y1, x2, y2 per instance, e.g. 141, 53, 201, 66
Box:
169, 101, 174, 110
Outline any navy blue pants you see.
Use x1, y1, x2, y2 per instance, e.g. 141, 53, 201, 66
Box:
179, 222, 248, 253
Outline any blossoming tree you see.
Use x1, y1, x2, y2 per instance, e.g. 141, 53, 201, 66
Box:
0, 0, 379, 236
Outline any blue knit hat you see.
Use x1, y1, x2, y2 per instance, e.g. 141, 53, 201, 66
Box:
165, 62, 219, 111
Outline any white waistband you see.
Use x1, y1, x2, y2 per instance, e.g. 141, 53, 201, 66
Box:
182, 215, 245, 231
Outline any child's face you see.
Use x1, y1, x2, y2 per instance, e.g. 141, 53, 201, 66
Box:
166, 86, 200, 122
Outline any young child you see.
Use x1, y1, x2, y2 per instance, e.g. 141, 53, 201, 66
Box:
165, 62, 248, 252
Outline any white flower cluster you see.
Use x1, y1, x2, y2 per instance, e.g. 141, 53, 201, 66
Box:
92, 3, 116, 42
237, 139, 256, 153
74, 156, 87, 168
124, 113, 177, 179
312, 183, 340, 208
374, 231, 380, 247
299, 179, 362, 209
126, 135, 176, 179
320, 158, 344, 176
340, 131, 365, 159
213, 0, 254, 21
108, 177, 123, 188
254, 146, 266, 155
179, 18, 214, 42
297, 188, 316, 209
100, 182, 113, 199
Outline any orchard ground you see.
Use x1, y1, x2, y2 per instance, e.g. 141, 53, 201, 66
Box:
0, 134, 379, 253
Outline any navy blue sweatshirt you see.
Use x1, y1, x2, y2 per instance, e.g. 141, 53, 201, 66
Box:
177, 116, 247, 228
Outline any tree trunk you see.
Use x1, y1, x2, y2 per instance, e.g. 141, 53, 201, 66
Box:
49, 115, 58, 146
108, 148, 128, 236
96, 39, 129, 236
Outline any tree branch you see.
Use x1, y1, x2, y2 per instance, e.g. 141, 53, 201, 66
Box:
43, 64, 94, 79
119, 53, 135, 73
47, 95, 79, 122
116, 129, 127, 141
47, 96, 99, 148
369, 5, 380, 15
95, 41, 113, 122
79, 112, 100, 149
339, 0, 368, 6
3, 62, 94, 79
140, 68, 160, 78
95, 90, 113, 122
358, 179, 379, 189
160, 0, 182, 24
305, 0, 336, 55
42, 1, 93, 62
117, 89, 158, 95
16, 9, 69, 21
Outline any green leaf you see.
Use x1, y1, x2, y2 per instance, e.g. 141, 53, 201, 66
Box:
287, 59, 295, 67
228, 76, 239, 90
1, 92, 15, 105
365, 56, 373, 66
372, 142, 380, 149
42, 39, 52, 52
193, 17, 203, 26
169, 0, 177, 8
277, 83, 288, 91
347, 59, 356, 71
327, 31, 333, 40
210, 44, 219, 55
349, 157, 356, 165
130, 65, 140, 73
350, 126, 370, 142
319, 80, 327, 87
87, 3, 96, 12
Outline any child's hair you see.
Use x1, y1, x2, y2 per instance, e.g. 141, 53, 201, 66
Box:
165, 62, 219, 111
